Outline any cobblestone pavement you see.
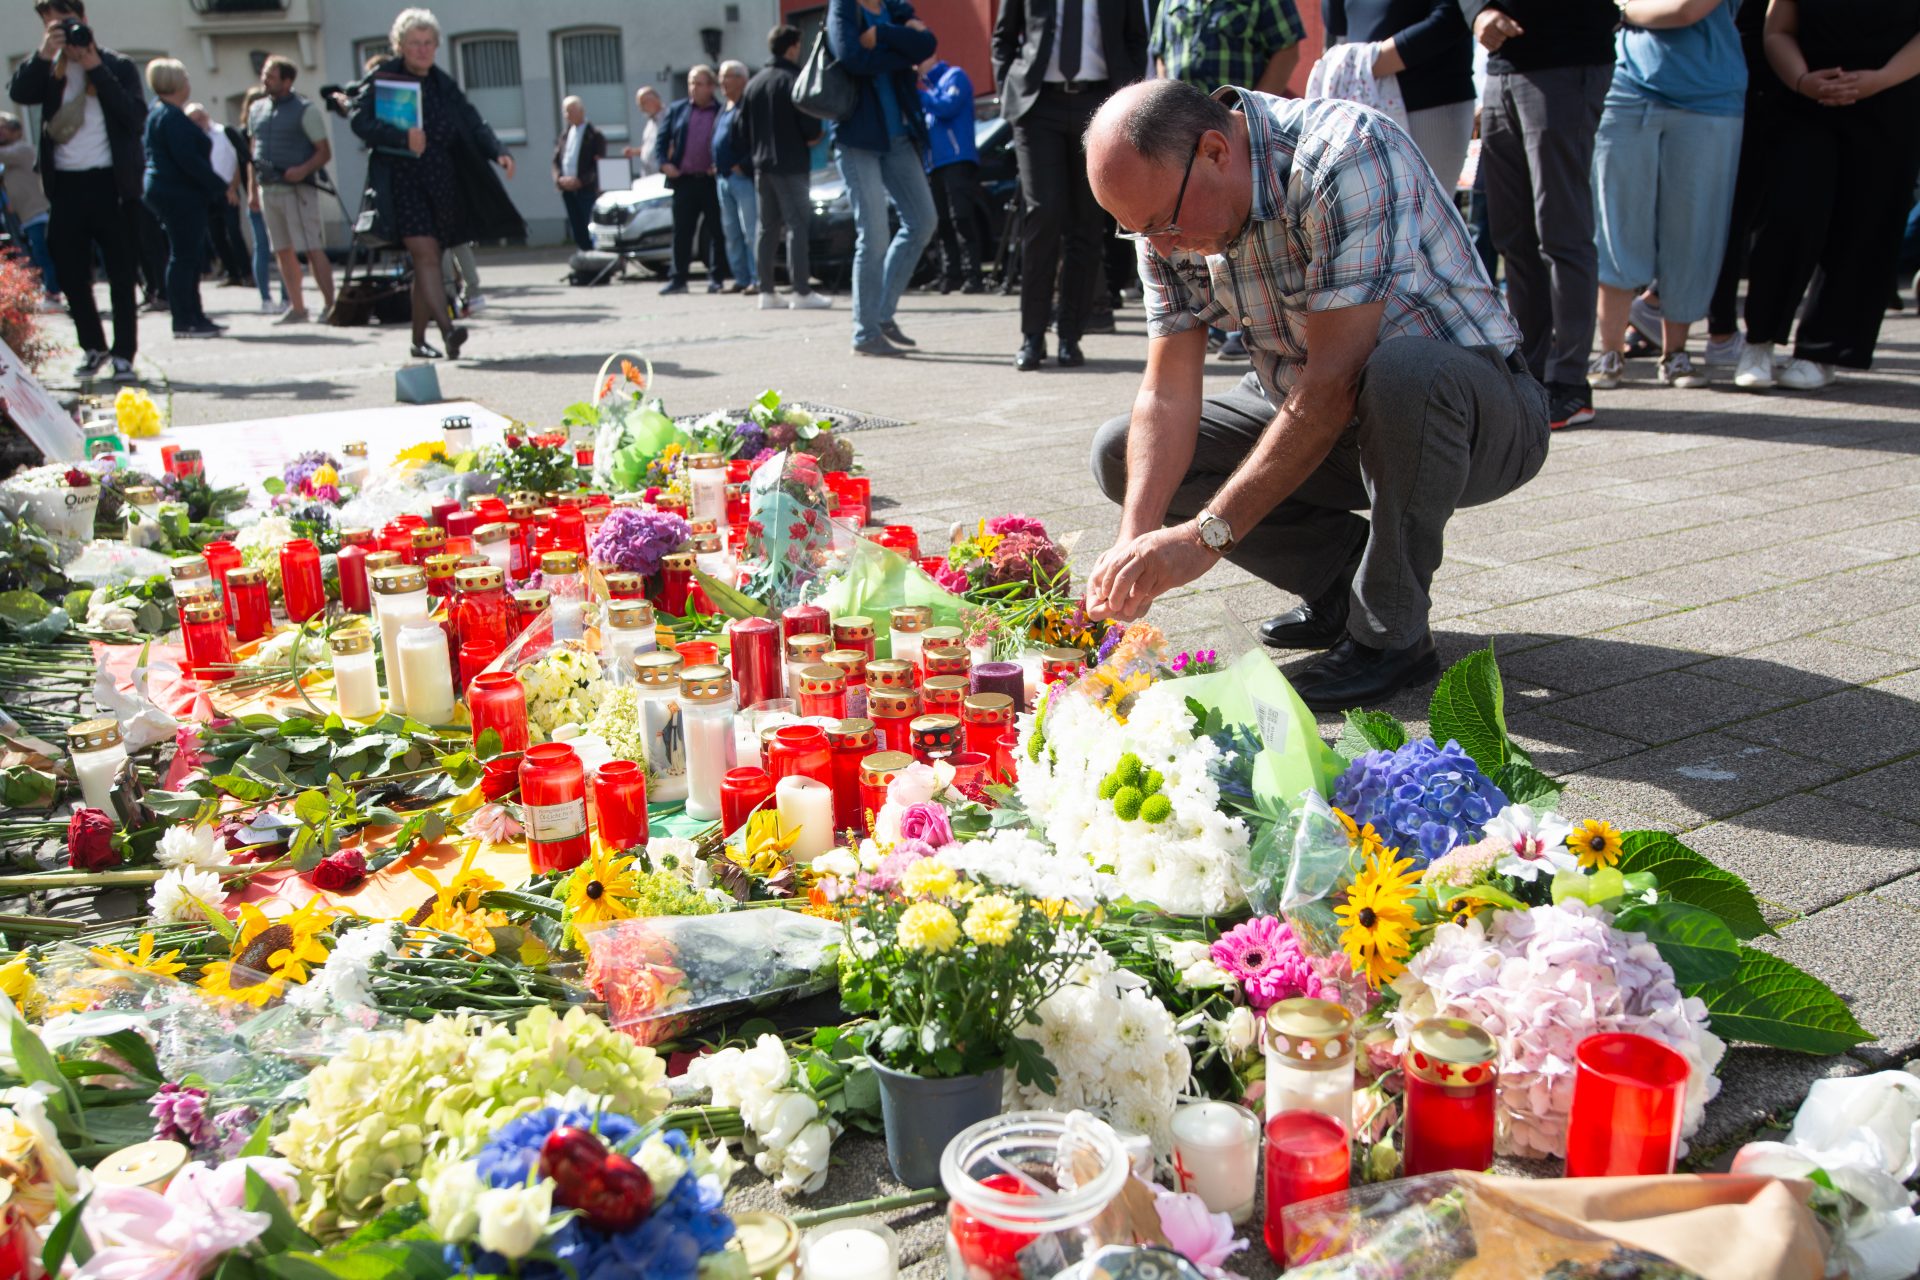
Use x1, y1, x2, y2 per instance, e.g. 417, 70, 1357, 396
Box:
144, 253, 1920, 1270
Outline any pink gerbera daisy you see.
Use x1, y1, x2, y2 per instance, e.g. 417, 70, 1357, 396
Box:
1210, 916, 1327, 1012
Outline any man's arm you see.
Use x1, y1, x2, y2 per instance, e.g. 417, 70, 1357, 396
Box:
285, 137, 331, 185
992, 0, 1025, 86
1255, 0, 1305, 94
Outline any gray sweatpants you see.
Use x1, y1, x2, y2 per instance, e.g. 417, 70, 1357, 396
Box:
1481, 65, 1612, 389
1091, 337, 1551, 647
755, 170, 815, 297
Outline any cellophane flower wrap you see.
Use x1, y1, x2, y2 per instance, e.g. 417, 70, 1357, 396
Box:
735, 450, 851, 611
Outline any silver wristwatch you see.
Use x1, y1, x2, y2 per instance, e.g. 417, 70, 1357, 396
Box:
1195, 509, 1236, 554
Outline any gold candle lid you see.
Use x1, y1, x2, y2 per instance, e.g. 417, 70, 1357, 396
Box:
827, 718, 876, 750
865, 658, 914, 690
455, 566, 505, 592
329, 629, 373, 656
688, 452, 726, 469
425, 552, 462, 577
93, 1139, 188, 1189
122, 484, 158, 504
922, 625, 964, 647
506, 501, 536, 521
181, 598, 225, 625
962, 692, 1014, 725
733, 1210, 799, 1277
456, 553, 489, 571
602, 571, 645, 596
889, 605, 931, 634
1406, 1017, 1497, 1088
632, 651, 685, 687
541, 550, 582, 575
868, 688, 921, 719
68, 717, 122, 752
691, 533, 721, 555
909, 714, 962, 753
823, 648, 869, 684
607, 599, 655, 630
799, 663, 848, 696
370, 565, 427, 595
1042, 645, 1088, 667
1264, 998, 1355, 1067
833, 615, 876, 643
689, 516, 719, 536
859, 750, 914, 787
680, 664, 733, 703
655, 493, 689, 512
168, 554, 211, 582
660, 550, 695, 572
342, 441, 368, 458
923, 644, 971, 676
513, 588, 551, 612
922, 674, 969, 707
339, 526, 375, 546
786, 633, 834, 663
554, 493, 589, 509
410, 526, 447, 551
364, 550, 402, 573
225, 566, 266, 588
473, 521, 514, 545
172, 580, 220, 607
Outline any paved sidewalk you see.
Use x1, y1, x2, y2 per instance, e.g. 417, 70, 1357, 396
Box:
146, 254, 1920, 1160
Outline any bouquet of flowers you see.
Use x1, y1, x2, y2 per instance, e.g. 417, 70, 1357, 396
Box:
569, 357, 690, 492
481, 431, 578, 495
738, 389, 853, 473
736, 450, 850, 610
588, 506, 691, 579
941, 514, 1114, 659
519, 646, 607, 741
114, 385, 164, 438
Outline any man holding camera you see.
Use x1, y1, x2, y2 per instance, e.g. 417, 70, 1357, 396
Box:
8, 0, 145, 381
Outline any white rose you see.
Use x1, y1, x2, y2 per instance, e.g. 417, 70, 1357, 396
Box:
422, 1159, 484, 1242
635, 1132, 687, 1202
475, 1182, 553, 1260
811, 849, 858, 880
1221, 1007, 1258, 1055
777, 1119, 834, 1194
751, 1090, 819, 1151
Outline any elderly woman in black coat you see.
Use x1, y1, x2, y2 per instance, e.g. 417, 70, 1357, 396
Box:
349, 7, 523, 359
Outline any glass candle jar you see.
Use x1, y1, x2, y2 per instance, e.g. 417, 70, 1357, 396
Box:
121, 483, 161, 546
726, 616, 783, 711
594, 760, 649, 852
837, 474, 871, 527
519, 742, 590, 872
832, 615, 877, 662
785, 632, 834, 700
364, 549, 402, 579
796, 664, 849, 720
67, 717, 127, 817
169, 553, 214, 605
868, 688, 921, 756
656, 550, 694, 618
461, 640, 502, 693
921, 675, 969, 717
1401, 1017, 1499, 1178
823, 648, 869, 718
1263, 1110, 1350, 1264
442, 412, 474, 455
337, 541, 372, 615
767, 723, 833, 788
724, 480, 750, 529
888, 605, 930, 669
603, 599, 658, 680
858, 750, 913, 831
467, 670, 530, 753
1264, 998, 1356, 1128
541, 551, 586, 641
676, 639, 719, 669
278, 539, 325, 624
1171, 1101, 1261, 1225
688, 451, 728, 525
865, 658, 915, 694
397, 622, 456, 725
180, 598, 233, 681
330, 628, 382, 720
340, 440, 369, 487
1041, 646, 1088, 686
961, 693, 1015, 761
171, 447, 203, 478
1564, 1032, 1690, 1178
826, 719, 875, 835
910, 714, 963, 764
720, 766, 774, 836
410, 525, 447, 566
680, 664, 737, 822
923, 641, 970, 681
424, 552, 461, 604
880, 524, 920, 560
452, 566, 511, 660
370, 565, 430, 717
203, 540, 242, 617
512, 588, 549, 638
803, 1218, 898, 1280
474, 522, 515, 576
942, 1111, 1131, 1280
997, 729, 1022, 784
602, 571, 646, 601
631, 652, 689, 804
225, 567, 271, 643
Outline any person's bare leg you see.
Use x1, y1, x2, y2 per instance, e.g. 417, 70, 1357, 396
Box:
274, 248, 307, 314
1596, 284, 1634, 355
307, 251, 336, 312
1661, 318, 1692, 357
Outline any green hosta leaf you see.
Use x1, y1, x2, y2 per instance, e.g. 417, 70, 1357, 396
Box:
1615, 901, 1741, 986
1427, 646, 1509, 770
1617, 831, 1773, 939
1689, 947, 1870, 1054
0, 588, 53, 628
1492, 760, 1563, 808
1337, 709, 1409, 762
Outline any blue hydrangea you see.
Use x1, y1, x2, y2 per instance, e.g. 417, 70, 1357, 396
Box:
472, 1106, 643, 1189
1332, 738, 1508, 868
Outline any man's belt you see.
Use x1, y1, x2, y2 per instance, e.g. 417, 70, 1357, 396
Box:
1046, 77, 1111, 95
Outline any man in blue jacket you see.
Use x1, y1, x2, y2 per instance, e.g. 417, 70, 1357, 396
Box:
653, 65, 727, 295
713, 60, 757, 295
918, 55, 984, 294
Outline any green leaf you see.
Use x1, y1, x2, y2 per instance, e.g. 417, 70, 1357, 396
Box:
1491, 760, 1563, 807
1616, 831, 1773, 940
256, 1240, 449, 1280
1426, 646, 1509, 770
472, 728, 503, 762
1551, 866, 1626, 909
245, 1166, 318, 1254
1615, 901, 1741, 986
1337, 709, 1409, 762
209, 773, 276, 803
10, 1015, 81, 1127
692, 569, 768, 620
240, 1107, 277, 1157
198, 897, 239, 944
1, 766, 57, 808
261, 476, 286, 494
292, 790, 332, 825
0, 589, 53, 628
96, 1029, 162, 1082
41, 1189, 91, 1275
1689, 947, 1870, 1053
1435, 882, 1525, 913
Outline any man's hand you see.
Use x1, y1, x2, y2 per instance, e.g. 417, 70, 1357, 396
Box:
226, 188, 240, 206
407, 127, 426, 155
1085, 525, 1218, 623
499, 154, 515, 179
73, 41, 101, 72
859, 25, 879, 49
622, 144, 642, 158
558, 175, 579, 191
37, 21, 65, 63
1474, 8, 1524, 52
661, 162, 680, 178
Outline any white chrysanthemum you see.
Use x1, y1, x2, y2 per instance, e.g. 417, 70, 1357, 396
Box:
155, 825, 225, 870
287, 922, 399, 1012
149, 866, 225, 924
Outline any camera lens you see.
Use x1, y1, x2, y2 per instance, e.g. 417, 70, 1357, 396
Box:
61, 19, 92, 48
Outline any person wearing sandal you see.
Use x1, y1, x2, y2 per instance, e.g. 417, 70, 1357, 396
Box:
348, 7, 523, 360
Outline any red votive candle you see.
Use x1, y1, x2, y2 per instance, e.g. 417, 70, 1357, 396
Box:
859, 750, 913, 832
1263, 1110, 1349, 1263
424, 552, 460, 605
593, 760, 649, 852
278, 538, 326, 623
827, 719, 875, 835
727, 616, 782, 710
519, 742, 589, 872
1401, 1018, 1499, 1178
797, 664, 849, 720
780, 603, 830, 646
880, 524, 920, 560
460, 640, 502, 694
962, 693, 1015, 760
868, 687, 921, 755
768, 724, 832, 788
676, 639, 719, 670
922, 674, 968, 718
481, 753, 522, 800
467, 670, 529, 753
997, 729, 1022, 783
603, 571, 646, 601
831, 614, 877, 662
1565, 1032, 1690, 1177
656, 551, 693, 618
429, 499, 460, 530
1041, 646, 1088, 686
337, 542, 371, 614
180, 597, 232, 681
202, 539, 242, 617
226, 567, 271, 643
910, 714, 962, 764
452, 566, 511, 660
948, 750, 990, 795
720, 766, 774, 837
446, 510, 480, 541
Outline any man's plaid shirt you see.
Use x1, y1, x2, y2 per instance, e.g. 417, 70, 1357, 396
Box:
1151, 0, 1304, 91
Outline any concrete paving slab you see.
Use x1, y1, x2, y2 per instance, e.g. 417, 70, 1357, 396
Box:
1683, 794, 1920, 917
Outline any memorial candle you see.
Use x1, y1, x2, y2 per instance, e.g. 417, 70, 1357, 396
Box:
1564, 1032, 1690, 1177
923, 642, 970, 681
519, 742, 589, 872
859, 750, 913, 830
1171, 1102, 1260, 1225
961, 693, 1015, 761
656, 551, 694, 617
226, 567, 271, 643
796, 664, 849, 720
720, 766, 774, 836
202, 539, 242, 616
330, 629, 382, 720
603, 600, 657, 681
767, 723, 832, 788
888, 605, 930, 671
467, 671, 530, 753
1264, 998, 1356, 1129
423, 552, 461, 605
868, 688, 921, 755
726, 616, 783, 710
823, 648, 870, 717
780, 602, 830, 646
512, 589, 549, 638
336, 541, 372, 614
593, 760, 649, 852
826, 719, 875, 835
452, 567, 511, 662
66, 718, 127, 817
774, 775, 834, 861
831, 614, 877, 662
1401, 1018, 1498, 1177
397, 622, 455, 725
801, 1220, 898, 1280
921, 674, 969, 717
785, 632, 834, 701
180, 598, 232, 682
1263, 1111, 1349, 1263
910, 714, 962, 764
969, 661, 1026, 713
278, 538, 326, 623
631, 652, 690, 803
864, 658, 915, 695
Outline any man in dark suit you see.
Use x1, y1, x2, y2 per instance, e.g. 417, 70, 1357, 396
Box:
553, 95, 607, 253
653, 65, 726, 295
993, 0, 1147, 371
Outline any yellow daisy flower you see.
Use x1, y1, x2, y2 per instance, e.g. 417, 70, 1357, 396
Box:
1332, 807, 1389, 859
962, 895, 1020, 947
1335, 845, 1422, 989
90, 934, 188, 980
1570, 819, 1625, 870
897, 902, 960, 954
900, 858, 956, 900
564, 851, 642, 939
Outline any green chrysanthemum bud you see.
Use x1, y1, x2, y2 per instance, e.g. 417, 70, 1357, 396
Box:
1140, 794, 1173, 824
1097, 774, 1122, 801
1142, 769, 1165, 795
1112, 785, 1145, 821
1115, 753, 1143, 786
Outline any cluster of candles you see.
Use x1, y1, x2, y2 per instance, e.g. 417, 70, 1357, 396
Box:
1164, 999, 1697, 1263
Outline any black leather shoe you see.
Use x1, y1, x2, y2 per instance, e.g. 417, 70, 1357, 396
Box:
1015, 335, 1046, 371
1291, 634, 1441, 712
445, 325, 469, 360
1056, 339, 1085, 368
1260, 546, 1362, 649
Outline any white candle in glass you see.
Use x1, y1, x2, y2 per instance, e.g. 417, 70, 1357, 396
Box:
396, 623, 455, 726
1170, 1101, 1260, 1225
774, 775, 834, 862
801, 1220, 897, 1280
1019, 651, 1044, 705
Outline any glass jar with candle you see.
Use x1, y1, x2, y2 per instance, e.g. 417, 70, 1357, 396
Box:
631, 652, 689, 803
337, 540, 372, 615
796, 664, 848, 720
203, 540, 242, 615
687, 451, 728, 524
923, 644, 971, 681
340, 440, 369, 487
1264, 1110, 1350, 1263
961, 693, 1014, 761
942, 1111, 1131, 1280
397, 622, 456, 725
656, 550, 694, 617
594, 760, 649, 852
168, 553, 213, 605
1264, 998, 1356, 1127
784, 632, 834, 700
446, 509, 479, 542
865, 657, 914, 695
410, 525, 447, 567
171, 447, 203, 479
868, 688, 921, 755
603, 599, 657, 679
679, 665, 736, 821
602, 571, 645, 601
330, 628, 382, 720
888, 605, 930, 669
767, 723, 833, 788
726, 616, 782, 711
859, 750, 913, 827
452, 566, 511, 659
180, 597, 232, 681
1171, 1101, 1261, 1225
880, 524, 920, 560
460, 640, 501, 692
803, 1218, 898, 1280
1564, 1032, 1690, 1178
831, 615, 877, 662
780, 602, 830, 645
1401, 1017, 1498, 1177
370, 565, 430, 716
279, 539, 325, 623
67, 718, 127, 816
724, 480, 751, 530
429, 499, 461, 531
691, 531, 724, 578
675, 638, 720, 670
541, 551, 586, 641
512, 589, 549, 638
921, 623, 964, 665
826, 719, 875, 835
463, 667, 528, 751
474, 522, 515, 575
519, 742, 590, 871
442, 412, 474, 455
910, 714, 962, 764
225, 567, 272, 643
422, 552, 459, 604
121, 484, 161, 546
720, 766, 774, 836
822, 648, 869, 717
921, 674, 969, 718
774, 774, 834, 861
1041, 646, 1088, 686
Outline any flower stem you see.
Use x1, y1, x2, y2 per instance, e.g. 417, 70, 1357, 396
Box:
788, 1187, 947, 1228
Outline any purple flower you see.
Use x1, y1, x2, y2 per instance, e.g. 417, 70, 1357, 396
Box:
1210, 916, 1326, 1012
730, 420, 767, 457
589, 508, 691, 577
896, 802, 954, 850
281, 450, 340, 494
151, 1082, 212, 1148
1332, 738, 1509, 868
1094, 626, 1125, 667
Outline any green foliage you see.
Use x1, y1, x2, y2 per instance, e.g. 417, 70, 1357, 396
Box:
477, 439, 576, 495
1687, 947, 1870, 1054
1427, 645, 1511, 770
1616, 831, 1773, 940
1336, 708, 1409, 762
1614, 901, 1741, 986
0, 511, 72, 598
1492, 760, 1563, 807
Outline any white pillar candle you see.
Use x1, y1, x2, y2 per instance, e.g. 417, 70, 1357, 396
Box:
801, 1220, 897, 1280
396, 623, 456, 726
1170, 1101, 1260, 1225
774, 775, 834, 863
1019, 652, 1044, 705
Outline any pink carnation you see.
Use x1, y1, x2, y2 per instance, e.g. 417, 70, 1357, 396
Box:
1210, 916, 1324, 1012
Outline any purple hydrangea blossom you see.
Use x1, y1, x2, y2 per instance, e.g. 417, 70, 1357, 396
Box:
730, 420, 767, 458
1332, 738, 1509, 868
282, 450, 340, 494
150, 1082, 212, 1148
588, 508, 692, 577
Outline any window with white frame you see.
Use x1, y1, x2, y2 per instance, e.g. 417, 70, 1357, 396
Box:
455, 34, 525, 144
352, 37, 390, 76
554, 29, 628, 142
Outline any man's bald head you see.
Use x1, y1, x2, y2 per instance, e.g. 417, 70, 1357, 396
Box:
1086, 79, 1246, 257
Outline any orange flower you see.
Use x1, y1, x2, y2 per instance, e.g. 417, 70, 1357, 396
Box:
620, 359, 646, 388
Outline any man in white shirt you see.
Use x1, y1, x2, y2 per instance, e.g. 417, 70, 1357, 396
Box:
552, 95, 606, 252
623, 85, 665, 178
186, 102, 246, 287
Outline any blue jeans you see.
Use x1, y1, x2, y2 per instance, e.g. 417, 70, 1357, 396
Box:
18, 215, 56, 296
1900, 196, 1920, 277
248, 207, 286, 304
144, 186, 210, 331
838, 135, 936, 347
718, 171, 757, 288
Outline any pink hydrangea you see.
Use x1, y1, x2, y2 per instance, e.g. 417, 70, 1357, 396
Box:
985, 514, 1049, 539
1210, 916, 1325, 1012
1388, 901, 1726, 1159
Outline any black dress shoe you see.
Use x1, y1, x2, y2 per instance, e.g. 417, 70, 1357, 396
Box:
445, 325, 469, 360
1056, 339, 1084, 368
1260, 545, 1362, 649
1291, 634, 1441, 712
1015, 335, 1045, 371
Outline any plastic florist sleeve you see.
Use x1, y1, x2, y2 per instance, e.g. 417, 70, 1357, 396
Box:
582, 910, 841, 1047
735, 450, 857, 612
810, 533, 967, 658
1279, 1171, 1829, 1280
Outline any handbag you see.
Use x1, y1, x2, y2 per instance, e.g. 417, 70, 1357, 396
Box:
792, 29, 857, 123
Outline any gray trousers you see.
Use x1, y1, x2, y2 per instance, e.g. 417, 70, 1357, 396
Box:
1091, 337, 1551, 647
755, 169, 814, 297
1481, 66, 1611, 388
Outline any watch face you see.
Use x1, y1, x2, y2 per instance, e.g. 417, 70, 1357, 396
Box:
1200, 516, 1230, 549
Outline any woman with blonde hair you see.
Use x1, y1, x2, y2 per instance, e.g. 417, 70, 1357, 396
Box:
141, 58, 227, 338
349, 8, 523, 358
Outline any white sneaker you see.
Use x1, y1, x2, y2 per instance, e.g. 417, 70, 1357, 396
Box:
789, 291, 832, 310
758, 293, 782, 311
465, 293, 489, 314
1775, 357, 1835, 390
1703, 333, 1744, 368
1629, 294, 1664, 344
1734, 340, 1777, 390
258, 298, 281, 314
1588, 349, 1625, 390
275, 308, 309, 325
1658, 351, 1708, 388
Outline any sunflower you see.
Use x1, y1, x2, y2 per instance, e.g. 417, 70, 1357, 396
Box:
1332, 806, 1389, 859
392, 440, 450, 470
564, 851, 642, 940
198, 960, 288, 1008
1334, 846, 1422, 989
1569, 819, 1624, 870
233, 899, 334, 984
90, 934, 187, 980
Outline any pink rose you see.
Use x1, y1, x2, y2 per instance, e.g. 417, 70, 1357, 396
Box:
933, 564, 971, 595
896, 802, 953, 850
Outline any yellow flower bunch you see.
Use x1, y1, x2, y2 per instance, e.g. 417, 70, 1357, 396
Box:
114, 386, 162, 438
91, 933, 187, 980
897, 901, 960, 953
1333, 806, 1391, 863
310, 463, 340, 489
1335, 844, 1422, 989
961, 894, 1020, 946
900, 857, 956, 899
393, 440, 450, 470
0, 954, 43, 1019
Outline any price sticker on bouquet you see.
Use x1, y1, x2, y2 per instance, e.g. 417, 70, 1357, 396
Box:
1251, 695, 1291, 754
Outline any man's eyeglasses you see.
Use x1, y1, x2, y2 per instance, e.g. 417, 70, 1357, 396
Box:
1115, 137, 1201, 243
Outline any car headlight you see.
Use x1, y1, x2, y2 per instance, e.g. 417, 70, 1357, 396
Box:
812, 193, 851, 216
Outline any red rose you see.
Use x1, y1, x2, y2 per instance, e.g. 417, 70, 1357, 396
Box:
66, 808, 119, 871
64, 467, 91, 488
504, 433, 523, 448
307, 848, 367, 892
